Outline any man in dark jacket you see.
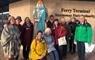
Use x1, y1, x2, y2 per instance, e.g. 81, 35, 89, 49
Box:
47, 15, 54, 29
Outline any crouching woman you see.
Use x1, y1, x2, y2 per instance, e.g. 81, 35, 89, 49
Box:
43, 28, 59, 60
29, 31, 47, 60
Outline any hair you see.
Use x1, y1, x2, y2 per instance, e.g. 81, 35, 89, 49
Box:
53, 19, 58, 22
49, 15, 54, 18
45, 28, 51, 34
53, 19, 59, 24
79, 15, 85, 19
24, 17, 31, 24
16, 16, 22, 21
37, 30, 43, 35
7, 16, 15, 25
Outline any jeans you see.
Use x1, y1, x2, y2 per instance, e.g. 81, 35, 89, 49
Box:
58, 45, 67, 60
77, 41, 85, 60
69, 39, 76, 53
49, 50, 59, 60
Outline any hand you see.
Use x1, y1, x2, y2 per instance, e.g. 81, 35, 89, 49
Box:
74, 41, 77, 45
40, 56, 44, 59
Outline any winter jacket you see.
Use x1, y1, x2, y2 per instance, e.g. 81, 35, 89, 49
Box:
29, 37, 47, 60
74, 23, 92, 44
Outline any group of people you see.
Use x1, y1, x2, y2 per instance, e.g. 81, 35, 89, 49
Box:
1, 15, 92, 60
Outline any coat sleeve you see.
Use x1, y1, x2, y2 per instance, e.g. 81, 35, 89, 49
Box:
29, 39, 41, 59
1, 25, 13, 46
41, 40, 47, 57
87, 26, 92, 44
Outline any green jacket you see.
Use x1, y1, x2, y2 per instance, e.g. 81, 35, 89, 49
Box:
74, 23, 92, 44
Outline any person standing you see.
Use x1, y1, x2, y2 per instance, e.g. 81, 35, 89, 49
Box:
44, 28, 59, 60
68, 18, 77, 54
1, 16, 21, 60
74, 16, 92, 60
47, 15, 55, 29
59, 17, 68, 59
53, 19, 67, 60
29, 31, 47, 60
15, 16, 22, 60
21, 17, 34, 60
52, 19, 60, 52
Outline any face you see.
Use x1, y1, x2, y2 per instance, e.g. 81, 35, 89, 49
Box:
16, 19, 21, 24
38, 0, 43, 8
50, 16, 54, 20
10, 18, 16, 24
61, 17, 65, 23
71, 18, 75, 22
46, 30, 51, 36
37, 32, 42, 39
79, 16, 84, 23
25, 18, 30, 23
54, 21, 58, 26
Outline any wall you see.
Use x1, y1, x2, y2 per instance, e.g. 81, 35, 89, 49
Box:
9, 0, 95, 43
9, 0, 31, 21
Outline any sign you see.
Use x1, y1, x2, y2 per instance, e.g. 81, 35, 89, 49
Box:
55, 8, 95, 17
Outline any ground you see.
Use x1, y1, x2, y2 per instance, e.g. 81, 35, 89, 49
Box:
0, 42, 95, 60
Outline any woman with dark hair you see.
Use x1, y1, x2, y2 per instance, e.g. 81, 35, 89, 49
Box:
21, 17, 34, 60
52, 19, 60, 51
1, 16, 21, 60
53, 18, 67, 60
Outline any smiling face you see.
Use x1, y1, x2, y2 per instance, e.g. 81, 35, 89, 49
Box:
45, 28, 51, 36
8, 17, 16, 25
61, 17, 65, 23
16, 19, 21, 25
54, 20, 59, 26
25, 17, 31, 24
79, 16, 85, 23
37, 32, 42, 39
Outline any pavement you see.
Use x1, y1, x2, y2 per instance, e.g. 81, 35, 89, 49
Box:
0, 41, 95, 60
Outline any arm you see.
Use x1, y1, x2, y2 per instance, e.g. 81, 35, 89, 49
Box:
41, 40, 47, 57
74, 26, 78, 41
87, 26, 92, 44
1, 25, 13, 46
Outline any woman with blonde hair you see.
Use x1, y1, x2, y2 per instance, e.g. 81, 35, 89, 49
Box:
43, 28, 59, 60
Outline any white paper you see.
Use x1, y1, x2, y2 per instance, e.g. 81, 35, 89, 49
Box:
85, 43, 95, 53
58, 36, 67, 46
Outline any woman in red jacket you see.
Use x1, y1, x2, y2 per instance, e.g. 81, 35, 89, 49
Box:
53, 18, 67, 60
